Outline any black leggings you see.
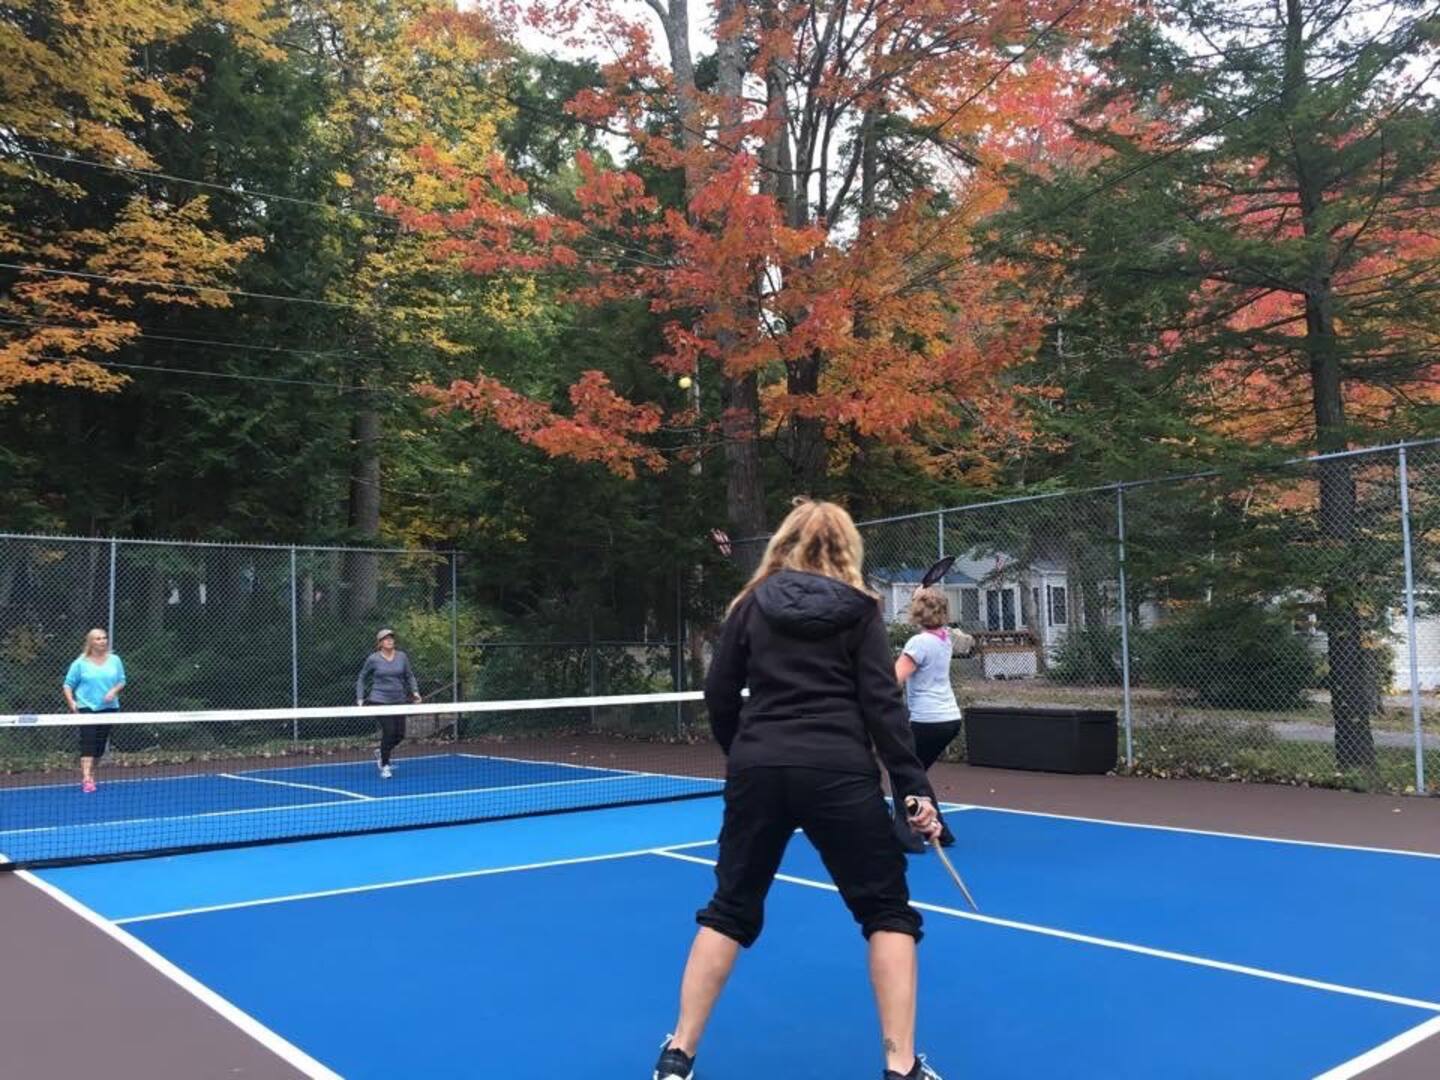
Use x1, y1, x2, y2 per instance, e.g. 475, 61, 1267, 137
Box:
894, 720, 961, 838
697, 766, 922, 948
373, 712, 406, 765
77, 707, 113, 759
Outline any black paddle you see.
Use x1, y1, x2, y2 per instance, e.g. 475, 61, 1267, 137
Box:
920, 556, 955, 588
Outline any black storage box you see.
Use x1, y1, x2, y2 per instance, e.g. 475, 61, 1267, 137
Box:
964, 706, 1118, 774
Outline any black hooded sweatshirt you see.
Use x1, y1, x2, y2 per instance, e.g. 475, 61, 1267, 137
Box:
703, 569, 933, 802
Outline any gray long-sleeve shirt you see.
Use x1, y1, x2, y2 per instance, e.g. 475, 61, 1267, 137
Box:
356, 650, 420, 704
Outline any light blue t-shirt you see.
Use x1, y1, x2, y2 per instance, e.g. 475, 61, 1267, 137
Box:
64, 654, 126, 711
902, 630, 961, 723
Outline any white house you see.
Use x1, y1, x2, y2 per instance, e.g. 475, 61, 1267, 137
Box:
870, 551, 1078, 661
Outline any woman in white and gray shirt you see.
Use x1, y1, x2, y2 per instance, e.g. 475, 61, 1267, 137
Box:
894, 587, 973, 851
355, 627, 421, 778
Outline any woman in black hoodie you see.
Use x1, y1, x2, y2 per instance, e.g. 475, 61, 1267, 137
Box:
653, 499, 944, 1080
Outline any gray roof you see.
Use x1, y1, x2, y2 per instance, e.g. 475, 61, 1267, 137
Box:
869, 565, 980, 586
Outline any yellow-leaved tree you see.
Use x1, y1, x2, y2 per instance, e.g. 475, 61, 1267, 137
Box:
0, 0, 286, 398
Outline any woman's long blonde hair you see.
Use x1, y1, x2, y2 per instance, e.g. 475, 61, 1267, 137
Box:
729, 498, 875, 613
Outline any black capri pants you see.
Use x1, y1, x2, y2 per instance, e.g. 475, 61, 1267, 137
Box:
76, 707, 113, 759
697, 766, 922, 948
892, 719, 961, 834
365, 704, 406, 764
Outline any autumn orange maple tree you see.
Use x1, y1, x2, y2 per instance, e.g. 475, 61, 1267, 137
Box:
386, 0, 1131, 531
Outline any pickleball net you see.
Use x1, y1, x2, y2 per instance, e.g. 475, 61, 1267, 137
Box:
0, 692, 723, 867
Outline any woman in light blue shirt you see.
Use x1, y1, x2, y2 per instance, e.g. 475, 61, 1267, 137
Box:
894, 588, 972, 851
62, 628, 126, 793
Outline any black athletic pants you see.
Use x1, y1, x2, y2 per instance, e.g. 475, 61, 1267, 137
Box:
893, 720, 961, 843
697, 766, 923, 948
367, 705, 405, 765
77, 707, 112, 759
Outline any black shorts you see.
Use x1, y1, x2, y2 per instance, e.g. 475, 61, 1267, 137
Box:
696, 766, 922, 948
76, 707, 114, 758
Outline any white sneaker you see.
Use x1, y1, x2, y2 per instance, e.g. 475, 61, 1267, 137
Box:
380, 764, 392, 779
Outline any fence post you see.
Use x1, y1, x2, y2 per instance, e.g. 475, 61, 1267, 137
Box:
450, 553, 460, 739
290, 547, 299, 742
107, 539, 117, 644
1398, 447, 1426, 793
937, 510, 945, 559
1116, 486, 1134, 768
674, 570, 685, 736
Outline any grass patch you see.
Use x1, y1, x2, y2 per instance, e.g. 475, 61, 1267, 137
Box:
1124, 716, 1427, 793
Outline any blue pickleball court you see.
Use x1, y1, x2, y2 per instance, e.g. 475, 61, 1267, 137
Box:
23, 788, 1440, 1079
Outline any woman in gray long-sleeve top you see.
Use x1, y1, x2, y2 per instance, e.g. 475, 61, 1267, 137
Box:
355, 628, 421, 778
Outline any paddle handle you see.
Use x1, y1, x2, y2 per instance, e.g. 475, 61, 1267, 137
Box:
904, 796, 981, 912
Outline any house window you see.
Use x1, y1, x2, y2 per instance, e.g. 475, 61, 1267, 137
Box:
960, 588, 980, 628
1048, 585, 1069, 627
986, 588, 1016, 631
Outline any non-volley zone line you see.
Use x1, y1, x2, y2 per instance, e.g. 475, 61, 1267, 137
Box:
113, 840, 722, 924
112, 839, 1440, 1017
0, 771, 722, 837
2, 750, 719, 792
654, 849, 1440, 1015
0, 751, 467, 792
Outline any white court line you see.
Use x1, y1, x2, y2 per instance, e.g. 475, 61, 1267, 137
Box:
458, 751, 642, 776
0, 771, 718, 837
242, 751, 458, 773
220, 773, 374, 801
457, 751, 726, 787
1312, 1013, 1440, 1079
3, 748, 695, 790
114, 840, 719, 924
0, 751, 463, 792
654, 850, 1440, 1014
958, 803, 1440, 861
16, 869, 342, 1080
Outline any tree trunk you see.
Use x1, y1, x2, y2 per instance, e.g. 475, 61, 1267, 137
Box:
345, 407, 381, 620
723, 372, 767, 543
0, 556, 16, 611
71, 542, 101, 621
1284, 0, 1376, 768
143, 562, 167, 631
715, 0, 767, 542
785, 353, 827, 493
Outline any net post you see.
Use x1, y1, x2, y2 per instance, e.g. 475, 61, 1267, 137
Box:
450, 553, 460, 740
588, 617, 598, 728
1116, 485, 1134, 768
290, 546, 300, 743
1399, 447, 1426, 793
107, 539, 117, 645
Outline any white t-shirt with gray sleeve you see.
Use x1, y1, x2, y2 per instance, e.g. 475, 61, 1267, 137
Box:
902, 629, 962, 723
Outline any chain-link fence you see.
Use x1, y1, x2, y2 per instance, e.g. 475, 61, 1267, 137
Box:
0, 535, 461, 718
10, 441, 1440, 795
717, 442, 1440, 795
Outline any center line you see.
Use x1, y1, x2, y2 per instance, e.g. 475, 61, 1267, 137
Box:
220, 774, 373, 800
654, 849, 1440, 1014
